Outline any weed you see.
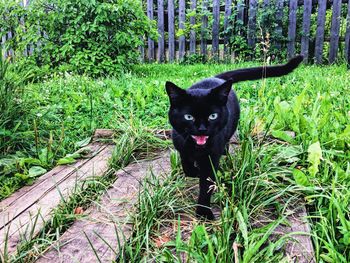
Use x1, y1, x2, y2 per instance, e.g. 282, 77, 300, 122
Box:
1, 62, 349, 261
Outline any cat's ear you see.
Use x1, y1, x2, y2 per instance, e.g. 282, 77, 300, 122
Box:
210, 79, 233, 105
165, 81, 186, 104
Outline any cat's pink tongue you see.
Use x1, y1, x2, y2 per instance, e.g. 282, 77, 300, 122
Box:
191, 135, 209, 145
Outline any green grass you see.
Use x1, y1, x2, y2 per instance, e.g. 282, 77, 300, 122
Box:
3, 119, 169, 262
0, 61, 349, 262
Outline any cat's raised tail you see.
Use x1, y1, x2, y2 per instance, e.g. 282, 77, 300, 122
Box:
215, 55, 303, 83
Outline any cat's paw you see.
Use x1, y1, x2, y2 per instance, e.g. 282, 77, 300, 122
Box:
196, 207, 215, 220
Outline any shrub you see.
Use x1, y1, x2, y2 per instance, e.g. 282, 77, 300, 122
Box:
0, 0, 157, 77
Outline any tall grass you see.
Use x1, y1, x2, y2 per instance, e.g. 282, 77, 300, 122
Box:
5, 119, 169, 262
0, 62, 348, 261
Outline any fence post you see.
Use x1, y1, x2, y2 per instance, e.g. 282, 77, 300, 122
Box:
157, 0, 165, 62
287, 0, 297, 58
200, 0, 208, 59
168, 0, 175, 62
147, 0, 155, 62
190, 0, 197, 55
248, 0, 257, 49
237, 0, 245, 35
224, 0, 232, 61
275, 0, 284, 51
1, 32, 6, 59
345, 0, 350, 65
179, 0, 186, 60
212, 0, 220, 61
139, 38, 145, 62
19, 1, 28, 57
315, 0, 327, 64
7, 31, 14, 58
329, 0, 342, 64
301, 0, 312, 63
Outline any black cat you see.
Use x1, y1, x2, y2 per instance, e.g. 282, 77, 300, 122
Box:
165, 56, 303, 220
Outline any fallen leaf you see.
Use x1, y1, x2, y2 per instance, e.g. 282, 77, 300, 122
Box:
153, 234, 171, 248
251, 119, 264, 136
74, 207, 84, 215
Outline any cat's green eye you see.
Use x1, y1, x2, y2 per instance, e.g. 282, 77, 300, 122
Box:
208, 113, 218, 120
184, 114, 194, 121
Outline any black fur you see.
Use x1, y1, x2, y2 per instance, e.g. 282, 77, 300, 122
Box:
166, 56, 303, 220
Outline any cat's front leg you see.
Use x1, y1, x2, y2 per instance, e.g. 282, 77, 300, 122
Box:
180, 154, 199, 177
196, 154, 220, 220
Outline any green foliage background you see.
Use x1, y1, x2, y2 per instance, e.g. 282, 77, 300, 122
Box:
0, 0, 156, 77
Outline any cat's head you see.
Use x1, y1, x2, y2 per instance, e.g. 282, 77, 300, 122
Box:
165, 80, 232, 146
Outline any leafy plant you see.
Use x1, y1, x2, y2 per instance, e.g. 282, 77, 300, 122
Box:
0, 0, 157, 77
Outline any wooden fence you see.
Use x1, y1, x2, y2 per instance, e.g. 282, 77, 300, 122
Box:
1, 0, 350, 65
145, 0, 350, 64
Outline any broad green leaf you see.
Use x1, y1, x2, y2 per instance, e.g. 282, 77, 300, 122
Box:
320, 254, 334, 263
75, 147, 92, 158
307, 141, 322, 176
293, 169, 310, 186
75, 137, 91, 148
15, 173, 30, 181
236, 210, 248, 248
66, 153, 81, 159
28, 166, 47, 178
38, 148, 53, 165
38, 148, 48, 164
279, 101, 291, 113
19, 158, 41, 167
271, 130, 294, 143
57, 157, 76, 165
292, 91, 306, 116
340, 232, 350, 246
274, 145, 302, 163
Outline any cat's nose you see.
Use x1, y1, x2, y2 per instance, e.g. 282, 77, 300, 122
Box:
198, 124, 207, 132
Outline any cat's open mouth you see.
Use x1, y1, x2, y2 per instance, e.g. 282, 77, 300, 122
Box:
191, 135, 209, 145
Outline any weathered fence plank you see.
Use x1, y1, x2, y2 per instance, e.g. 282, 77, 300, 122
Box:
139, 42, 144, 62
1, 33, 6, 58
147, 0, 155, 62
262, 0, 270, 58
346, 0, 350, 64
157, 0, 165, 62
168, 0, 175, 62
315, 0, 327, 64
212, 0, 220, 61
3, 0, 349, 65
200, 0, 209, 58
224, 0, 233, 59
301, 0, 312, 62
329, 0, 342, 63
275, 0, 284, 50
190, 0, 197, 55
7, 32, 14, 57
248, 0, 258, 49
179, 0, 186, 60
237, 0, 245, 35
287, 0, 298, 58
